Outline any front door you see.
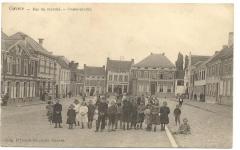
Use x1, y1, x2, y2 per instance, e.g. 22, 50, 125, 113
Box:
150, 82, 156, 95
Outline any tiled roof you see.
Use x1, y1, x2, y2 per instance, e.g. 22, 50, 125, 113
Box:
55, 56, 69, 69
191, 55, 210, 65
77, 69, 84, 74
107, 58, 133, 72
134, 53, 175, 68
84, 65, 105, 76
1, 39, 18, 51
206, 47, 233, 64
9, 32, 52, 56
1, 31, 8, 39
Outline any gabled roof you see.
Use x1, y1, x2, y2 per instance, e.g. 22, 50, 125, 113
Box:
55, 56, 69, 69
84, 65, 105, 76
1, 39, 18, 51
134, 53, 175, 68
1, 31, 8, 39
206, 47, 233, 64
107, 58, 133, 72
1, 38, 36, 57
9, 32, 52, 56
191, 55, 210, 65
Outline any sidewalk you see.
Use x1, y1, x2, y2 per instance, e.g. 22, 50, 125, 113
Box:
168, 98, 232, 117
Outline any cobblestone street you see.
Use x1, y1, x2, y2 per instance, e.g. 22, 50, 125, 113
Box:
166, 98, 232, 148
1, 97, 171, 147
1, 97, 232, 148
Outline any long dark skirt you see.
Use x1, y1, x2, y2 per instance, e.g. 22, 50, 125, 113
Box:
53, 113, 62, 123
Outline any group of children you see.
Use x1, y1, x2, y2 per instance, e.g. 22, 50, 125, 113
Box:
46, 95, 191, 135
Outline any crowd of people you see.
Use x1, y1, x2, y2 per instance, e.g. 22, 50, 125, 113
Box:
46, 94, 191, 135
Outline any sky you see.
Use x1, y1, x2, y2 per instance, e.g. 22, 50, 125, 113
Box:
2, 3, 233, 68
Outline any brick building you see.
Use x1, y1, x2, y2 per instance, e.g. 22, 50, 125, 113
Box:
1, 32, 39, 102
184, 54, 210, 100
205, 33, 233, 105
130, 53, 175, 97
83, 64, 105, 96
54, 56, 71, 98
106, 57, 134, 95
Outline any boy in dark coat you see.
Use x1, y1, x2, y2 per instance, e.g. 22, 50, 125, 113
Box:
115, 103, 123, 129
137, 101, 145, 129
95, 97, 108, 132
107, 101, 117, 131
87, 100, 95, 129
67, 104, 76, 129
174, 104, 181, 126
122, 97, 132, 130
53, 100, 63, 128
130, 100, 138, 129
160, 101, 170, 131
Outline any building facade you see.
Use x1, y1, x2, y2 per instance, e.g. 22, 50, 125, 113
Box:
106, 57, 133, 95
205, 45, 233, 105
174, 70, 185, 96
130, 53, 175, 97
75, 69, 84, 96
83, 64, 105, 96
55, 56, 71, 98
69, 61, 79, 97
1, 32, 39, 102
184, 54, 210, 100
1, 32, 57, 102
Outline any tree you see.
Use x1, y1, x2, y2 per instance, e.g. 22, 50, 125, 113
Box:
184, 55, 189, 70
175, 52, 183, 71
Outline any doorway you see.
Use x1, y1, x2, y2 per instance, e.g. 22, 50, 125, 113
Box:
150, 82, 157, 95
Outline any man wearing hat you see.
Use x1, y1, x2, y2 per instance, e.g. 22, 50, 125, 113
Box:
52, 99, 63, 128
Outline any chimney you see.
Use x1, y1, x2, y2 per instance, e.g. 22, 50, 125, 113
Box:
222, 45, 228, 49
107, 57, 110, 61
20, 34, 27, 47
228, 32, 233, 48
38, 38, 44, 46
162, 53, 165, 56
131, 59, 134, 63
102, 65, 105, 69
84, 64, 86, 68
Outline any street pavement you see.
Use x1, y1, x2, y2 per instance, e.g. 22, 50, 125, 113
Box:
165, 98, 232, 148
1, 97, 171, 147
1, 97, 232, 148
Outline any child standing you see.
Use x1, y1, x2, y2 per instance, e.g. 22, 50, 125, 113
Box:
87, 100, 95, 129
174, 104, 181, 126
151, 101, 160, 132
144, 104, 152, 131
67, 104, 76, 129
79, 102, 88, 129
137, 101, 145, 129
46, 101, 53, 124
107, 101, 117, 131
115, 103, 123, 129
